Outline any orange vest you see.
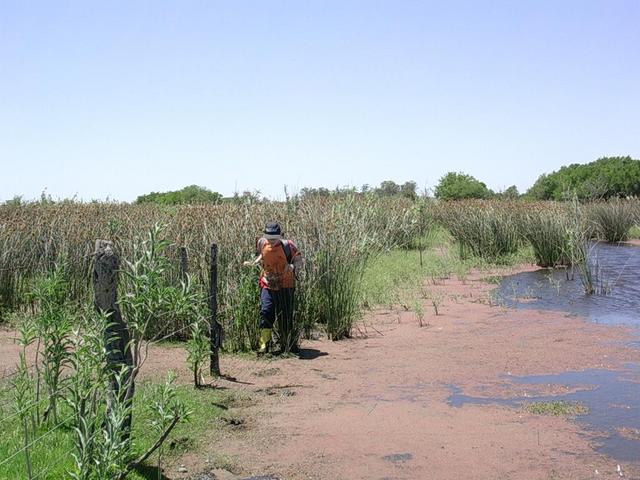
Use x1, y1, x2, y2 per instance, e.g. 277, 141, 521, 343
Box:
259, 239, 295, 290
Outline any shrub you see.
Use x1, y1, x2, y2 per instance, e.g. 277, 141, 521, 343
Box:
434, 172, 493, 200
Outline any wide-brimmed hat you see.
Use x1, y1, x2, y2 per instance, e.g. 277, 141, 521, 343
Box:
264, 222, 282, 240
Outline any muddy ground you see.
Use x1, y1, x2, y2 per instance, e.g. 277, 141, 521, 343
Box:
2, 266, 640, 479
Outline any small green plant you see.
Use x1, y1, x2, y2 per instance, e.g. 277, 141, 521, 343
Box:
30, 263, 74, 424
146, 372, 191, 480
526, 401, 588, 416
412, 301, 426, 327
428, 291, 444, 316
483, 275, 503, 285
12, 319, 39, 480
67, 309, 123, 480
97, 368, 133, 479
186, 320, 210, 388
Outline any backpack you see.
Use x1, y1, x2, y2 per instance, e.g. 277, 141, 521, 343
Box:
256, 237, 293, 264
280, 239, 292, 264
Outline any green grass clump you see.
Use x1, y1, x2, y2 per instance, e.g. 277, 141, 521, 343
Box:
588, 199, 636, 243
526, 400, 589, 417
435, 201, 523, 262
522, 208, 571, 267
629, 225, 640, 239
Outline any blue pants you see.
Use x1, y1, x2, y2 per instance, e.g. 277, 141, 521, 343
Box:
259, 287, 296, 350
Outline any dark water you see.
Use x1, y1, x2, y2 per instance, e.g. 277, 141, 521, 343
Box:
448, 366, 640, 462
497, 242, 640, 327
454, 243, 640, 462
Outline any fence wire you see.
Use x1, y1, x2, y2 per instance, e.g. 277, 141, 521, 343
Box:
0, 241, 314, 478
30, 450, 72, 480
0, 382, 71, 427
0, 413, 74, 469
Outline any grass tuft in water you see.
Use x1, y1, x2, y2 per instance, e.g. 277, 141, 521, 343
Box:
526, 400, 589, 417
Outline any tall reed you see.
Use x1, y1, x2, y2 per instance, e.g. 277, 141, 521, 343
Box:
0, 195, 420, 346
435, 200, 522, 261
521, 204, 571, 267
588, 199, 636, 243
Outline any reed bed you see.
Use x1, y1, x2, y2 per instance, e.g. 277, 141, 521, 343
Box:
435, 198, 640, 294
2, 196, 638, 341
0, 196, 425, 345
433, 200, 524, 261
587, 198, 637, 243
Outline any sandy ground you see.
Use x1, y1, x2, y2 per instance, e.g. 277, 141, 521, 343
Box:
2, 266, 640, 479
184, 268, 640, 480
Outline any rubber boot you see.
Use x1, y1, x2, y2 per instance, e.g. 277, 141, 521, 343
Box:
258, 328, 272, 354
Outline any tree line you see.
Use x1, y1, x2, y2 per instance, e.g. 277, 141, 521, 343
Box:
134, 156, 638, 204
436, 156, 639, 201
4, 156, 637, 206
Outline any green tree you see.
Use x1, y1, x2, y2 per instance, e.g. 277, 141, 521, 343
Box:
527, 156, 640, 200
135, 185, 222, 205
434, 172, 493, 200
400, 181, 418, 200
376, 180, 401, 196
498, 185, 519, 199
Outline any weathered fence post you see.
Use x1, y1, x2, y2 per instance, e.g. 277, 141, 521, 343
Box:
93, 240, 134, 433
179, 246, 189, 283
209, 243, 222, 376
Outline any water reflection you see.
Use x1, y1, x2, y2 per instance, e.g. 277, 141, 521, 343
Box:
497, 242, 640, 326
448, 366, 640, 462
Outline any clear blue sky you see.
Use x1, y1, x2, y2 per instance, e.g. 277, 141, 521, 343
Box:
1, 1, 639, 201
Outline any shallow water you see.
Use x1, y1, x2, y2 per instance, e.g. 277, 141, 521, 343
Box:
471, 243, 640, 461
497, 242, 640, 327
448, 365, 640, 462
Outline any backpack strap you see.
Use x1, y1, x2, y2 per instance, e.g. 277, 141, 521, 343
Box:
280, 240, 292, 264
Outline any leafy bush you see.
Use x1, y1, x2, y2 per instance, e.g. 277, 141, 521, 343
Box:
527, 156, 640, 200
136, 185, 222, 205
434, 172, 493, 200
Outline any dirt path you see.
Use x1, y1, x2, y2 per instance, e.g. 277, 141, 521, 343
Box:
2, 268, 639, 479
192, 269, 640, 480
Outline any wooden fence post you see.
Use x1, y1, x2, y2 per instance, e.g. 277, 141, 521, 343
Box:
179, 246, 189, 283
209, 243, 222, 376
93, 240, 134, 432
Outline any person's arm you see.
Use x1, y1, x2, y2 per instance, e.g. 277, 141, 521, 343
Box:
243, 238, 265, 267
243, 254, 262, 267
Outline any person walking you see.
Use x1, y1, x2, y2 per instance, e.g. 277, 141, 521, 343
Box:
243, 222, 303, 354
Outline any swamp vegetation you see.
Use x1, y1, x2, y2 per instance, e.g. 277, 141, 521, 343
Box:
0, 195, 638, 478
